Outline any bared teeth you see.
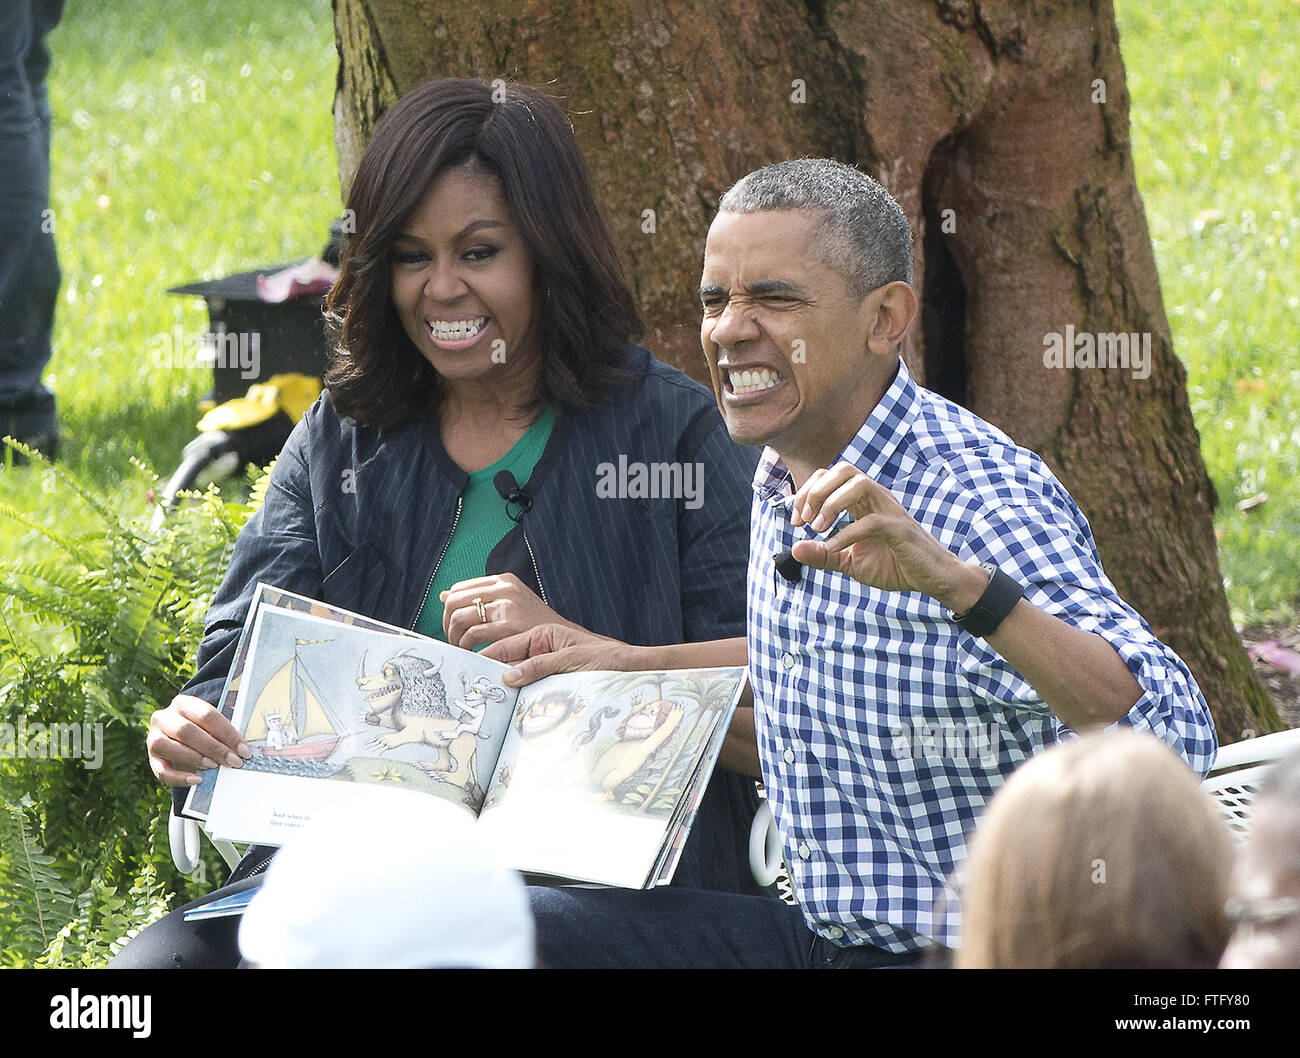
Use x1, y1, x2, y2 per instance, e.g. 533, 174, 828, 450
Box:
728, 368, 780, 394
428, 316, 487, 341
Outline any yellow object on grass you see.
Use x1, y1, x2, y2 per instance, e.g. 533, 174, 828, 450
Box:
196, 373, 322, 432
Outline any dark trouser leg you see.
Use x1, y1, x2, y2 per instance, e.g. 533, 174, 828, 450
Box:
669, 767, 773, 897
0, 0, 60, 454
528, 885, 923, 969
112, 871, 924, 968
529, 885, 811, 968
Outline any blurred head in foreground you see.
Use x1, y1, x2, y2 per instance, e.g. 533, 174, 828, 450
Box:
238, 791, 535, 968
1220, 747, 1300, 969
956, 729, 1234, 968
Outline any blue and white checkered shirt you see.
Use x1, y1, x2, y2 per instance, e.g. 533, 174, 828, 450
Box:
746, 358, 1217, 953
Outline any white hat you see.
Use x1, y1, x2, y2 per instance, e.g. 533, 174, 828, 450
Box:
238, 788, 535, 968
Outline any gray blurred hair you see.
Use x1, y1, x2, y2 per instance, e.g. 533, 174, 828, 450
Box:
717, 158, 913, 297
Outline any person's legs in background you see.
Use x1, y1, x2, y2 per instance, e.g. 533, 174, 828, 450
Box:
0, 0, 63, 462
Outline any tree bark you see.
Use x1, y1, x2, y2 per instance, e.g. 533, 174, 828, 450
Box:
332, 0, 1279, 740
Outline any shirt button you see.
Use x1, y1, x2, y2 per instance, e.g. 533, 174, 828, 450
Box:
781, 652, 795, 669
826, 925, 845, 941
783, 748, 795, 764
798, 842, 811, 860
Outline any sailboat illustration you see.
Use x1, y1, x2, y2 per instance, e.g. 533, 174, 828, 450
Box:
244, 638, 345, 762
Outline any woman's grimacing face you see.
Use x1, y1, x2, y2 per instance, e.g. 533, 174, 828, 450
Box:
388, 163, 543, 390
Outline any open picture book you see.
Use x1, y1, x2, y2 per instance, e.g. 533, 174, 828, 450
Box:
182, 584, 746, 890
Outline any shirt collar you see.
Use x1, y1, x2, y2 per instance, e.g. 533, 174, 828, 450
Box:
752, 358, 922, 502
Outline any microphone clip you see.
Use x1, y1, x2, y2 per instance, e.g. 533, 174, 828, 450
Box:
494, 470, 534, 524
773, 550, 803, 585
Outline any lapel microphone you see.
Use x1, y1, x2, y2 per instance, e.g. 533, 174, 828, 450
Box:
773, 505, 854, 585
493, 470, 534, 524
773, 550, 803, 584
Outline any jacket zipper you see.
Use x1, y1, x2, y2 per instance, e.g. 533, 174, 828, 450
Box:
231, 845, 276, 882
522, 526, 549, 607
410, 496, 463, 629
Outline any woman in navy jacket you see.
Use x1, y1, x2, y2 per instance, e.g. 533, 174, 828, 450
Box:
123, 79, 764, 967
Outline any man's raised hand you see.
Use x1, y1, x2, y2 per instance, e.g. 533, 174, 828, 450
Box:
789, 462, 979, 610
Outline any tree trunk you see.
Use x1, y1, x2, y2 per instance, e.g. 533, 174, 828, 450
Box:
332, 0, 1278, 741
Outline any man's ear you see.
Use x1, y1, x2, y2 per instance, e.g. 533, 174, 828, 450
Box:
867, 281, 919, 353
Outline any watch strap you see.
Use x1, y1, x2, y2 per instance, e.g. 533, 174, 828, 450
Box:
951, 562, 1024, 638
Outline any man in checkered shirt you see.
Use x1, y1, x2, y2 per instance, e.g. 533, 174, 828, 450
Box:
488, 158, 1218, 968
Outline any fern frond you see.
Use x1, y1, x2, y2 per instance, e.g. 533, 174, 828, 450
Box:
0, 454, 263, 963
0, 502, 93, 566
0, 799, 75, 960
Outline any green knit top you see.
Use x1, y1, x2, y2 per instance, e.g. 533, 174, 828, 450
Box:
414, 407, 556, 642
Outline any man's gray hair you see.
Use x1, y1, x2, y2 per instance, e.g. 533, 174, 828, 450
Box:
718, 158, 913, 297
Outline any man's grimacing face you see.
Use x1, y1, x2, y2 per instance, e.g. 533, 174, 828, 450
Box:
698, 208, 892, 470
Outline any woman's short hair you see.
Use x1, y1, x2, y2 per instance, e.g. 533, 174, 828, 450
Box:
956, 729, 1234, 969
325, 78, 642, 426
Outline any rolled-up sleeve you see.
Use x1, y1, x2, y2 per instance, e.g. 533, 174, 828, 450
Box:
1051, 610, 1218, 777
955, 489, 1218, 777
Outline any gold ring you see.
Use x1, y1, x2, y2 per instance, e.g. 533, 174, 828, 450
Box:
473, 596, 487, 623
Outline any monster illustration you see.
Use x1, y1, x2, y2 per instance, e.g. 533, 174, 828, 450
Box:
481, 763, 511, 811
589, 698, 685, 800
512, 689, 590, 756
356, 652, 482, 794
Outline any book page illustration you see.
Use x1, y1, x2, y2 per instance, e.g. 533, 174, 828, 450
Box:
189, 587, 745, 888
204, 608, 516, 843
183, 584, 423, 820
479, 668, 743, 887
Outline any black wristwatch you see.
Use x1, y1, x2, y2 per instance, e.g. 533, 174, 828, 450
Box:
950, 562, 1024, 638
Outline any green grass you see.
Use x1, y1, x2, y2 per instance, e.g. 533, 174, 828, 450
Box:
1115, 0, 1300, 624
2, 0, 339, 533
3, 0, 1296, 628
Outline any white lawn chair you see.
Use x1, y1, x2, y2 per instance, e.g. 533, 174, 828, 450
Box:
749, 797, 783, 888
169, 808, 241, 875
749, 794, 802, 904
1201, 727, 1300, 843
